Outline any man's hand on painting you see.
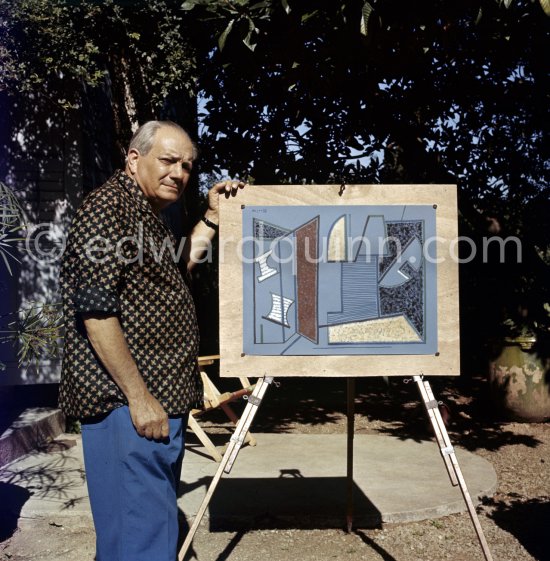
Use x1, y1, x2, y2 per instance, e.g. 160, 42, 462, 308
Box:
205, 179, 248, 225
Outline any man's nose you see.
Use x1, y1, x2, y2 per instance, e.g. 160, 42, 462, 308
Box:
170, 164, 184, 181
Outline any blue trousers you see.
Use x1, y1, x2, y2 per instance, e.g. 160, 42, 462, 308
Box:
81, 406, 187, 561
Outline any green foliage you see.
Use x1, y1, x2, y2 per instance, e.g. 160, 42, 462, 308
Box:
0, 0, 198, 117
540, 0, 550, 16
186, 0, 549, 350
0, 304, 63, 371
2, 302, 64, 371
1, 0, 548, 359
0, 181, 27, 276
0, 181, 26, 230
182, 0, 283, 51
187, 0, 548, 207
0, 182, 63, 371
0, 0, 104, 107
360, 1, 374, 37
0, 0, 202, 168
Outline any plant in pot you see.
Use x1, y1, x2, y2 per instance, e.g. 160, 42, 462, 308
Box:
481, 201, 550, 423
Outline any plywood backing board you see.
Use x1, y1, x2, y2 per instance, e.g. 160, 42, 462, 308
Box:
219, 184, 459, 378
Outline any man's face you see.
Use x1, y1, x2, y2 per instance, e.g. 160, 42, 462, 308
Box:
127, 126, 194, 213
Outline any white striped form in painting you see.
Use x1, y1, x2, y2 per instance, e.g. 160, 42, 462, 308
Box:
256, 249, 278, 282
266, 293, 294, 327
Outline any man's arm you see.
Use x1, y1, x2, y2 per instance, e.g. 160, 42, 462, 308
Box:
184, 180, 246, 271
83, 314, 169, 440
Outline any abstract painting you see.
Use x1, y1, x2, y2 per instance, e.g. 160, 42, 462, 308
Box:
219, 184, 459, 378
242, 205, 437, 356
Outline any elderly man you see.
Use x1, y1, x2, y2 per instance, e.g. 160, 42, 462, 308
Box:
59, 121, 244, 561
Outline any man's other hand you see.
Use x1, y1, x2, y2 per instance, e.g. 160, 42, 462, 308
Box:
128, 392, 169, 440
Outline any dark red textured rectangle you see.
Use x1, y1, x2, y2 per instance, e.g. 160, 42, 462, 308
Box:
296, 217, 319, 343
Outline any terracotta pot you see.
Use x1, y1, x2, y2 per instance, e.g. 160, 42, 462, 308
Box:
488, 337, 550, 422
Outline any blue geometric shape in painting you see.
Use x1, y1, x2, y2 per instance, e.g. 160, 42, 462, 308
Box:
352, 215, 390, 260
326, 261, 379, 325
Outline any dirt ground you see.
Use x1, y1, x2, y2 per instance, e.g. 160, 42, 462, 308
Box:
1, 375, 549, 561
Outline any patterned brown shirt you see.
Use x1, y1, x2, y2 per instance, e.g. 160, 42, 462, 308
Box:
59, 170, 203, 419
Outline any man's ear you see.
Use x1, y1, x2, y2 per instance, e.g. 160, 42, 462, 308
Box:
127, 149, 140, 174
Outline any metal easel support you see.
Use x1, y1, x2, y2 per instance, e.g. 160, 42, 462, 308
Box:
346, 378, 355, 533
413, 375, 494, 561
178, 376, 275, 561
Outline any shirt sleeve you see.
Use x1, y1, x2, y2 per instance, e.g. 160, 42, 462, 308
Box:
67, 190, 127, 314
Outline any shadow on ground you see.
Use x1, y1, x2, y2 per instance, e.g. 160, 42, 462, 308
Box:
354, 530, 398, 561
204, 373, 544, 453
0, 406, 26, 437
0, 482, 31, 540
0, 439, 86, 522
486, 496, 550, 561
177, 474, 382, 532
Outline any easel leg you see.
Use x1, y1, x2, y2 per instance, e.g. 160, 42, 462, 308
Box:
220, 402, 257, 447
413, 376, 494, 561
187, 415, 224, 462
346, 378, 355, 533
178, 376, 274, 561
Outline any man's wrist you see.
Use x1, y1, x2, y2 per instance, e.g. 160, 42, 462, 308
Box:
201, 215, 219, 232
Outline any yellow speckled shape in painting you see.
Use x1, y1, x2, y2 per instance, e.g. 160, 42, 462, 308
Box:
328, 315, 422, 343
327, 215, 346, 261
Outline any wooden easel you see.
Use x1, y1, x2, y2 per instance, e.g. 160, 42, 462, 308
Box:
187, 355, 257, 462
413, 375, 493, 560
178, 375, 494, 561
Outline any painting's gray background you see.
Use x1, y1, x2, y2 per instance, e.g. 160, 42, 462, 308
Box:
242, 205, 437, 356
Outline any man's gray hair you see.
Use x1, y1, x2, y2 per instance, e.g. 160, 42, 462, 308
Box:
128, 120, 198, 159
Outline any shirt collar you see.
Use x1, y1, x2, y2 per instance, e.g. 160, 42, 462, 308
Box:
114, 169, 154, 214
114, 169, 173, 230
